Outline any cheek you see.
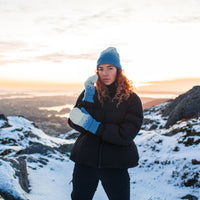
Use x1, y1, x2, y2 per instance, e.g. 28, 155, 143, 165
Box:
111, 71, 117, 80
98, 73, 103, 80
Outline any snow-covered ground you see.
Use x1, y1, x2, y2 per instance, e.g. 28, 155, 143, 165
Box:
0, 101, 200, 199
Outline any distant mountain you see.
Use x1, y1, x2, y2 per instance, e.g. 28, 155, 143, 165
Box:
0, 86, 200, 199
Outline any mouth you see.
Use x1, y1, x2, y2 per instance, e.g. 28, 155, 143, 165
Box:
103, 78, 110, 82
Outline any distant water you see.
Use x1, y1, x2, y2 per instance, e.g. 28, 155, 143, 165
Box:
0, 86, 83, 99
0, 82, 182, 102
0, 90, 177, 100
138, 92, 178, 99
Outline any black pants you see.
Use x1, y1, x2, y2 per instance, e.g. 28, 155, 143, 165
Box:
71, 164, 130, 200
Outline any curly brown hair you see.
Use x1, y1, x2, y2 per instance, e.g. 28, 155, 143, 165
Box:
96, 69, 134, 107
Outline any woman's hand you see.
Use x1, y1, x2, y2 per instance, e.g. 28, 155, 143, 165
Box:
82, 74, 98, 103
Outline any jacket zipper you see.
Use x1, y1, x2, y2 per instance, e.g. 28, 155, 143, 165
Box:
98, 106, 105, 168
98, 141, 102, 168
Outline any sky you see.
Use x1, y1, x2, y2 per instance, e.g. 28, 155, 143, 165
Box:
0, 0, 200, 85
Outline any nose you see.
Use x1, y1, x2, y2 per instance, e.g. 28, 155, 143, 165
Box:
102, 69, 109, 75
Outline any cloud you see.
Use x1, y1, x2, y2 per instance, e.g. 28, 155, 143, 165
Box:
0, 59, 28, 66
0, 51, 131, 66
0, 51, 97, 65
166, 16, 200, 23
0, 41, 28, 53
32, 52, 97, 62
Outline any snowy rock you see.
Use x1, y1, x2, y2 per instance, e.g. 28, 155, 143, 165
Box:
0, 115, 74, 200
17, 143, 55, 155
0, 159, 29, 200
0, 114, 10, 129
163, 86, 200, 127
9, 157, 29, 193
0, 86, 200, 199
181, 194, 199, 200
59, 129, 80, 140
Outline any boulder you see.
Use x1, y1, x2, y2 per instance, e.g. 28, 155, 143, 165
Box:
163, 86, 200, 127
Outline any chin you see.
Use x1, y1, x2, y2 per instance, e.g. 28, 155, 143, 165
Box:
104, 81, 114, 86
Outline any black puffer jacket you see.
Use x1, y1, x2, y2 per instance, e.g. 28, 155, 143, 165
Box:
68, 84, 143, 168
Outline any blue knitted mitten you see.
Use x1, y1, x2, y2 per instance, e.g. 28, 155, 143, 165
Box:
69, 107, 100, 134
82, 74, 98, 103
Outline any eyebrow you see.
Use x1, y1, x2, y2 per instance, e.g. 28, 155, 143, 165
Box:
99, 64, 113, 68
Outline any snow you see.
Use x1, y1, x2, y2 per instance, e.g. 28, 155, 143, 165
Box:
27, 155, 73, 200
0, 103, 200, 199
0, 160, 28, 200
193, 124, 200, 132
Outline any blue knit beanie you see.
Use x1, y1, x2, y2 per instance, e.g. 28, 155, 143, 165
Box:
97, 47, 122, 70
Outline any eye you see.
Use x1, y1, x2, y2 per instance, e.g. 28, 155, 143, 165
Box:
108, 67, 113, 70
98, 68, 103, 71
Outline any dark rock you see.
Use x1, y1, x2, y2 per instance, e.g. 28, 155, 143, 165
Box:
38, 157, 48, 165
182, 172, 199, 187
0, 149, 12, 156
142, 118, 155, 125
192, 159, 200, 165
167, 124, 199, 144
0, 157, 30, 200
17, 143, 55, 155
65, 132, 80, 139
164, 128, 181, 136
149, 124, 158, 130
56, 143, 74, 154
1, 138, 17, 145
181, 138, 200, 146
0, 192, 26, 200
163, 86, 200, 128
10, 157, 30, 193
0, 114, 11, 128
181, 194, 198, 200
0, 114, 7, 121
173, 146, 180, 151
26, 156, 48, 166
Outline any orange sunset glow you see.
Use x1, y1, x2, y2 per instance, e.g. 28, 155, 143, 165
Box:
0, 0, 200, 98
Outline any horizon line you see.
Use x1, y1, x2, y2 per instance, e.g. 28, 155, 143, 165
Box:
0, 76, 199, 87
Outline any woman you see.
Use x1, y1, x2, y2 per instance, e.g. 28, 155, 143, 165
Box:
68, 47, 143, 200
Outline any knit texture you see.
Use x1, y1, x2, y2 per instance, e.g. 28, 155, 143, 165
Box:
97, 47, 122, 70
69, 107, 100, 134
83, 74, 98, 103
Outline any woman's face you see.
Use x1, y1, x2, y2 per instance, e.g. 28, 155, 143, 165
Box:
97, 64, 117, 85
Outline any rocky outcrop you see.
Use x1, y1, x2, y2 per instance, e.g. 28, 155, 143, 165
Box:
10, 157, 30, 193
17, 143, 55, 155
0, 114, 10, 128
163, 86, 200, 128
0, 157, 29, 200
0, 114, 74, 200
